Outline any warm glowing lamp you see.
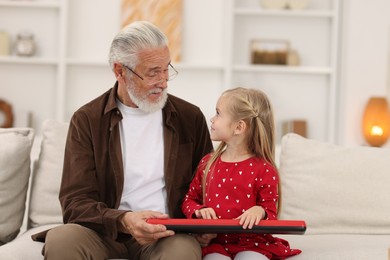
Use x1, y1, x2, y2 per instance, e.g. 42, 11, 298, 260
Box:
362, 97, 390, 147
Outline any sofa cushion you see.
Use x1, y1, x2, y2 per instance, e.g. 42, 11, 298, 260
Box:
278, 133, 390, 234
277, 234, 390, 260
0, 128, 34, 245
0, 224, 60, 260
28, 120, 69, 228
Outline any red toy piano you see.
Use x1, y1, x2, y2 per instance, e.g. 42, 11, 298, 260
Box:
146, 219, 306, 235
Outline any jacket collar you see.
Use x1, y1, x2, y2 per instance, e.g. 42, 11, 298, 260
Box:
104, 82, 120, 115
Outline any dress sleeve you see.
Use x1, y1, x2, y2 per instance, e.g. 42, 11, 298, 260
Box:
256, 163, 279, 220
181, 155, 210, 218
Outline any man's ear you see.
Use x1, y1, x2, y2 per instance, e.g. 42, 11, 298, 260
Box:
114, 63, 126, 81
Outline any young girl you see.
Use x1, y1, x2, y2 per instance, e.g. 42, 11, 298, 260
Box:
182, 87, 301, 260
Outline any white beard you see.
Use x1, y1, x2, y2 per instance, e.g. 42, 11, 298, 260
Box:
127, 81, 168, 113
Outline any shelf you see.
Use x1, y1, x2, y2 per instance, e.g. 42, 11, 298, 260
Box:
66, 59, 224, 71
66, 58, 108, 67
233, 64, 333, 75
0, 0, 340, 143
234, 9, 335, 18
0, 56, 57, 65
229, 0, 341, 143
0, 0, 60, 8
174, 62, 224, 71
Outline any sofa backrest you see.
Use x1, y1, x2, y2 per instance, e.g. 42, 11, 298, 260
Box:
278, 133, 390, 235
28, 120, 69, 229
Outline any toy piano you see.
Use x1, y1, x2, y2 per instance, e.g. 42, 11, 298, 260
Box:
146, 218, 306, 235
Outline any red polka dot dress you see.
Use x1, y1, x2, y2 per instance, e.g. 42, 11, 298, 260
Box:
182, 153, 301, 259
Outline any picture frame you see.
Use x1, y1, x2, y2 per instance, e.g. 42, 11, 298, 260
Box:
121, 0, 183, 62
250, 39, 290, 65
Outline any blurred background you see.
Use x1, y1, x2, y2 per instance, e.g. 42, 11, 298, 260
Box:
1, 0, 390, 148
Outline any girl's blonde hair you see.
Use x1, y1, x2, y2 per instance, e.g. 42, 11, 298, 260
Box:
202, 87, 282, 213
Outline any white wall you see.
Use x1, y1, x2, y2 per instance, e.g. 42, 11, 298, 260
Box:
2, 0, 390, 147
339, 0, 390, 147
64, 0, 225, 126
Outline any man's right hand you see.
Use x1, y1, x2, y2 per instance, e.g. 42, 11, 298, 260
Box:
119, 211, 174, 245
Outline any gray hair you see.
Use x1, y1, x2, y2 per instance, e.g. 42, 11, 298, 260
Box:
108, 21, 168, 70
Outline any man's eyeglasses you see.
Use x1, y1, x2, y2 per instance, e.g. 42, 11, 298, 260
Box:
122, 63, 178, 86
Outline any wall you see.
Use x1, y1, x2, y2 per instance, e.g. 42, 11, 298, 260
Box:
2, 0, 390, 147
339, 0, 390, 147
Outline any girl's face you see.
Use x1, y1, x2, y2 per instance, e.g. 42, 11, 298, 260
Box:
210, 96, 237, 142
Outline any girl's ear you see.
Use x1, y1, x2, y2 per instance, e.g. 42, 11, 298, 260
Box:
234, 120, 247, 135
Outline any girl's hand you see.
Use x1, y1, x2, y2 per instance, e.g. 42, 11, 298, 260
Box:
235, 206, 265, 229
193, 208, 218, 247
195, 207, 218, 219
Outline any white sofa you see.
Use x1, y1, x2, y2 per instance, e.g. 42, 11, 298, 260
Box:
0, 120, 389, 259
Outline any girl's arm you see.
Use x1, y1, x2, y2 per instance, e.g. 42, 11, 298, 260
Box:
256, 164, 279, 220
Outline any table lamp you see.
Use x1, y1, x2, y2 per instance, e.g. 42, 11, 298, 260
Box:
362, 97, 390, 147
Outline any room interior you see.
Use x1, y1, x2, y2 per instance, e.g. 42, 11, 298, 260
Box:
1, 1, 390, 259
1, 0, 390, 148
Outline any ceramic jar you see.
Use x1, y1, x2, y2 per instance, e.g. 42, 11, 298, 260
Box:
15, 31, 36, 56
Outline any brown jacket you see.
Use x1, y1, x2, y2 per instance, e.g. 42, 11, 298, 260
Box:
45, 83, 212, 242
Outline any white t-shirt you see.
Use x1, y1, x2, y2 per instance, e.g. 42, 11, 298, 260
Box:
116, 99, 167, 214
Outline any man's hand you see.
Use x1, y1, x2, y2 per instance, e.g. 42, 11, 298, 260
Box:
235, 206, 265, 229
119, 211, 174, 245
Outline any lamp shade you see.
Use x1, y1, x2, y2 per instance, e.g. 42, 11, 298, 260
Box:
362, 97, 390, 147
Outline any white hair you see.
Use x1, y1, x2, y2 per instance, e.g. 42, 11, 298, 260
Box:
108, 21, 168, 70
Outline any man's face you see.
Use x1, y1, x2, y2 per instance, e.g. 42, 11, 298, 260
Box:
125, 46, 171, 112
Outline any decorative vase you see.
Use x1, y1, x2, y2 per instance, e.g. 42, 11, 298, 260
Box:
0, 31, 10, 56
286, 0, 309, 10
260, 0, 288, 9
15, 31, 36, 57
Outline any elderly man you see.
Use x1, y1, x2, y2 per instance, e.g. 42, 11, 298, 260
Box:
38, 21, 213, 260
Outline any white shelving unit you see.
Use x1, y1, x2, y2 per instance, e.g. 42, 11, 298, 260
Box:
225, 0, 341, 143
0, 0, 226, 132
0, 0, 340, 143
0, 0, 66, 130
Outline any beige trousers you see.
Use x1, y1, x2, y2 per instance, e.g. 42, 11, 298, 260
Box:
44, 224, 201, 260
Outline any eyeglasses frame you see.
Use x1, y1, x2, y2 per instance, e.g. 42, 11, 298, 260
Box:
121, 63, 178, 83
